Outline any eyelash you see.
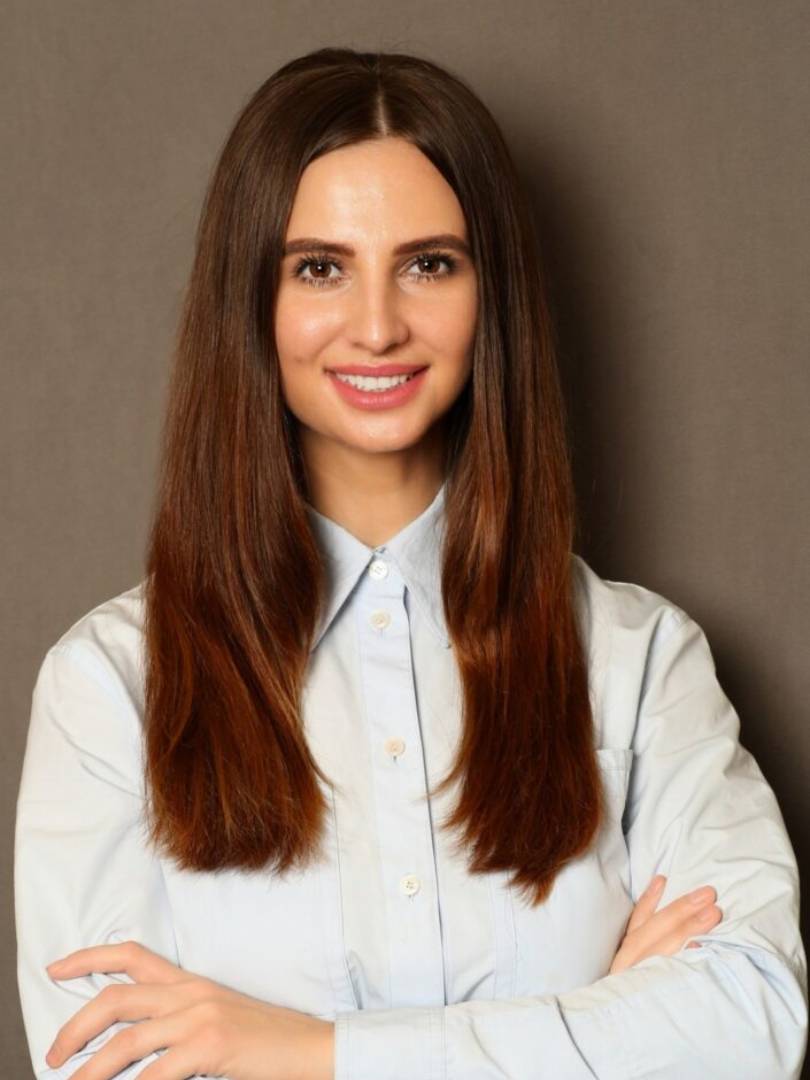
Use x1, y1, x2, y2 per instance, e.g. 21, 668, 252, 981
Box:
290, 249, 459, 288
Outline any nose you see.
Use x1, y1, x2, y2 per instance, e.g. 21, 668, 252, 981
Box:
344, 271, 409, 354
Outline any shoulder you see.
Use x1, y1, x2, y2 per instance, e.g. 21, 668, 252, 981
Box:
24, 582, 149, 795
570, 552, 689, 643
570, 552, 696, 744
37, 580, 147, 714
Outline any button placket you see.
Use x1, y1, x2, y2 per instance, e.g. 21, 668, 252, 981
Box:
354, 555, 445, 1005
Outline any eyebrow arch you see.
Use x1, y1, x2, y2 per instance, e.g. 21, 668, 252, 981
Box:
282, 233, 472, 258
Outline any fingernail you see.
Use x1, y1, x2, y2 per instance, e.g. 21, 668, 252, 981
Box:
648, 875, 665, 893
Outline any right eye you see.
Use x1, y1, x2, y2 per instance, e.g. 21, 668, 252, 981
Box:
291, 254, 343, 288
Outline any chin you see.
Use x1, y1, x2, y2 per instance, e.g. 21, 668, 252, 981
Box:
346, 425, 431, 454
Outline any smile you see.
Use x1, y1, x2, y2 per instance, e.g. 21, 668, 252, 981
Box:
326, 366, 429, 411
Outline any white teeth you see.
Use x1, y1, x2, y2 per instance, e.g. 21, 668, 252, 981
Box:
334, 371, 417, 391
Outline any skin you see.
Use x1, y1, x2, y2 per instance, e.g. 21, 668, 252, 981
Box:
43, 942, 334, 1080
611, 874, 722, 974
274, 135, 478, 547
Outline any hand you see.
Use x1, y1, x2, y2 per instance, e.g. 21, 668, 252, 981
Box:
609, 874, 722, 975
44, 941, 334, 1080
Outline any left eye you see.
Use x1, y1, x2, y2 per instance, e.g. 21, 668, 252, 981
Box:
411, 254, 449, 275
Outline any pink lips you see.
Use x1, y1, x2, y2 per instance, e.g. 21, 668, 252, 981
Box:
327, 366, 429, 411
326, 363, 428, 376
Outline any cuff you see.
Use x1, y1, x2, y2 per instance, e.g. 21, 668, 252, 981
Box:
334, 1004, 445, 1080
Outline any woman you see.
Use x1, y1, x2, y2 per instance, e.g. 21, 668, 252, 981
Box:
15, 47, 807, 1080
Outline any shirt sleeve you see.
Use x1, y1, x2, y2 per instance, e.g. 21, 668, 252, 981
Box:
14, 642, 182, 1079
333, 608, 809, 1079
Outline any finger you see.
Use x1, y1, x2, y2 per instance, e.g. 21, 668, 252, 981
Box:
46, 983, 195, 1071
137, 1044, 201, 1080
617, 899, 722, 971
64, 1010, 192, 1080
625, 875, 667, 933
648, 904, 722, 959
629, 883, 718, 949
47, 942, 188, 986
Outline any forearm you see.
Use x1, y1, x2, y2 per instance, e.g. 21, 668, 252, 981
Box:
334, 941, 807, 1079
311, 1019, 335, 1080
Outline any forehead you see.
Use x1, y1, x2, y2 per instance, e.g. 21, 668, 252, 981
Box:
285, 137, 467, 241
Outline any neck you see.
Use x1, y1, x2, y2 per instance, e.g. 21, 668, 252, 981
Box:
300, 425, 446, 548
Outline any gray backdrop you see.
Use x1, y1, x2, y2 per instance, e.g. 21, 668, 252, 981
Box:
3, 1, 808, 1074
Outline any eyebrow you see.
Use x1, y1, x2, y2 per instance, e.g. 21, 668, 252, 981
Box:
281, 233, 472, 258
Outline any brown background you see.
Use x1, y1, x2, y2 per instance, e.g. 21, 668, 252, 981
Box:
3, 1, 808, 1073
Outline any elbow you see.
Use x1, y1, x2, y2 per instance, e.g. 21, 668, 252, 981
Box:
708, 941, 808, 1078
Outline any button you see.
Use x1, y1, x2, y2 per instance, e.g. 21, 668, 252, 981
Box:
400, 874, 421, 897
384, 736, 406, 759
369, 609, 391, 630
368, 558, 389, 580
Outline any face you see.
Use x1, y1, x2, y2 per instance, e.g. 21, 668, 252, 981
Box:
273, 136, 478, 478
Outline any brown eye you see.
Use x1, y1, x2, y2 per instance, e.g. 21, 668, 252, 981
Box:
408, 251, 457, 281
292, 254, 343, 288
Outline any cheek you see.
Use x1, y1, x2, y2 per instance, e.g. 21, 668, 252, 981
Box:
274, 290, 336, 358
277, 361, 322, 429
275, 313, 333, 407
419, 289, 477, 359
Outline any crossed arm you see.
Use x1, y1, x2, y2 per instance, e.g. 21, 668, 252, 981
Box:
15, 614, 809, 1079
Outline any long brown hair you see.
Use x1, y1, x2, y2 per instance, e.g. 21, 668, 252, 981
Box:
142, 46, 604, 907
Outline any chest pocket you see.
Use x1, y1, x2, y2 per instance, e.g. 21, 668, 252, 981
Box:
507, 746, 635, 997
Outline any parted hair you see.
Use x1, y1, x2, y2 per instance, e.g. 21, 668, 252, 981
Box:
142, 46, 604, 907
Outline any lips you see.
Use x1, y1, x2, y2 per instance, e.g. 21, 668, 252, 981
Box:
327, 364, 429, 410
326, 363, 428, 376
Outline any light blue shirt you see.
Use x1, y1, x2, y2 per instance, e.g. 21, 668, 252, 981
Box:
15, 481, 808, 1077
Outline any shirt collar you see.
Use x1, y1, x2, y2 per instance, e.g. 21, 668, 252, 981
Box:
305, 481, 450, 651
